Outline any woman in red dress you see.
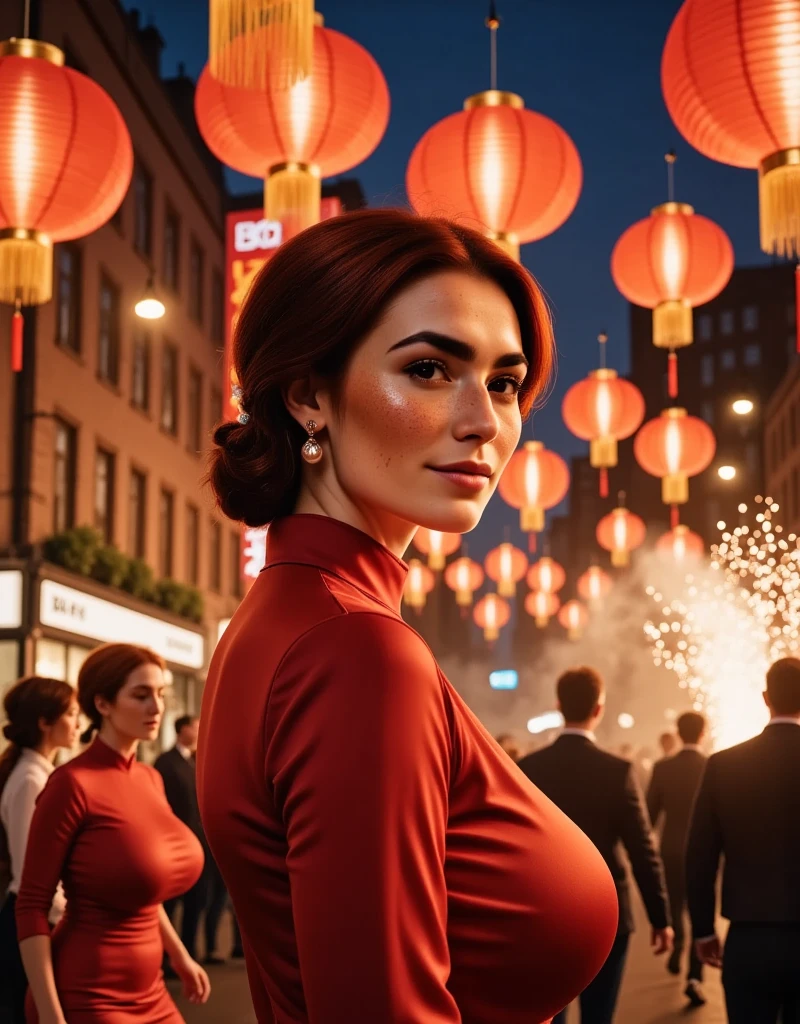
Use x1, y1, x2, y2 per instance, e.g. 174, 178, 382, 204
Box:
199, 208, 619, 1023
16, 643, 210, 1023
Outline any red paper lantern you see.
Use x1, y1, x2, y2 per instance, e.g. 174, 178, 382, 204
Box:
634, 408, 716, 523
195, 17, 389, 236
526, 556, 566, 595
524, 590, 560, 628
484, 542, 528, 597
0, 40, 132, 369
474, 592, 511, 643
657, 524, 705, 564
662, 0, 800, 257
562, 369, 645, 496
403, 558, 436, 613
577, 566, 613, 603
558, 599, 589, 640
596, 505, 646, 568
406, 89, 581, 260
413, 528, 461, 571
444, 556, 484, 608
611, 202, 733, 397
498, 442, 570, 548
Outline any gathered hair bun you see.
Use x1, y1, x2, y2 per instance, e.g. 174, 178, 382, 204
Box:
2, 723, 16, 743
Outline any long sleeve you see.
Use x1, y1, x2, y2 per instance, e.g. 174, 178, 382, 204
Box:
618, 764, 670, 930
685, 758, 722, 939
646, 763, 663, 833
266, 612, 461, 1023
5, 774, 43, 896
15, 767, 87, 941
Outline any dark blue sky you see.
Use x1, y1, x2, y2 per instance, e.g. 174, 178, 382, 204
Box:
127, 0, 769, 557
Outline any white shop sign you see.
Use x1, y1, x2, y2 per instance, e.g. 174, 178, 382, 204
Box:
0, 570, 23, 628
39, 580, 205, 670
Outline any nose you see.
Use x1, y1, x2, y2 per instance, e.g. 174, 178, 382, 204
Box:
452, 379, 500, 445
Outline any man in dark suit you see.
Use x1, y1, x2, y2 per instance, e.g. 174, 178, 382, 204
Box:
686, 657, 800, 1023
155, 715, 206, 962
518, 667, 672, 1024
647, 710, 708, 1006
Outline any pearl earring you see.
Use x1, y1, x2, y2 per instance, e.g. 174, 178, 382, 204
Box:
301, 420, 323, 464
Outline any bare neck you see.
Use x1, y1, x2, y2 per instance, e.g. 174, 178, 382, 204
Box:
97, 725, 138, 762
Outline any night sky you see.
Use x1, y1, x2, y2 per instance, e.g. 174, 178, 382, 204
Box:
125, 0, 770, 559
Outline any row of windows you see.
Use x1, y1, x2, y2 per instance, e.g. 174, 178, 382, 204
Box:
768, 399, 800, 475
699, 343, 763, 387
696, 303, 796, 342
774, 469, 800, 525
53, 418, 241, 597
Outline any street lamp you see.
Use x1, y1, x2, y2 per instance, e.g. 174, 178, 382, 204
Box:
135, 276, 165, 320
732, 398, 754, 416
718, 465, 737, 481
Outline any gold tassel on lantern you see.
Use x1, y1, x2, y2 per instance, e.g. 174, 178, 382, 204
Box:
759, 149, 800, 258
653, 298, 692, 350
0, 228, 52, 306
265, 161, 321, 238
209, 0, 314, 91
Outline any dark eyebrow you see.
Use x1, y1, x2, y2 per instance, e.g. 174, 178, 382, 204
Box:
388, 331, 529, 370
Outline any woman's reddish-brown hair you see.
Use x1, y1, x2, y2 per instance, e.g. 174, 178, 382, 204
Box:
209, 207, 555, 528
78, 643, 165, 743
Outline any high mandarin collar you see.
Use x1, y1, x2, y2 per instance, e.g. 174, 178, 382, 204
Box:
265, 514, 409, 612
89, 736, 137, 771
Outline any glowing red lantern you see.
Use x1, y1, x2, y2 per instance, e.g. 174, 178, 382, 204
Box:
403, 558, 436, 613
657, 524, 705, 564
195, 16, 389, 236
526, 556, 566, 596
634, 408, 716, 525
406, 88, 581, 261
474, 592, 511, 643
444, 556, 484, 608
498, 442, 570, 549
596, 503, 646, 568
611, 199, 733, 397
0, 39, 133, 370
577, 566, 612, 603
524, 590, 560, 628
558, 599, 589, 640
413, 528, 461, 571
484, 542, 528, 597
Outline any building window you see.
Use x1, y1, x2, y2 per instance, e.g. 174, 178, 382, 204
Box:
209, 520, 222, 593
781, 417, 789, 462
129, 469, 147, 558
55, 244, 82, 353
133, 160, 153, 257
94, 447, 115, 544
131, 327, 151, 412
701, 400, 714, 425
159, 489, 174, 578
187, 367, 203, 454
720, 349, 736, 370
160, 343, 178, 435
720, 311, 735, 335
211, 268, 224, 343
186, 504, 199, 585
189, 239, 204, 325
98, 273, 120, 385
745, 443, 759, 475
210, 385, 223, 429
697, 314, 713, 341
53, 418, 77, 532
742, 305, 759, 331
744, 343, 761, 367
771, 430, 779, 474
163, 203, 180, 292
230, 531, 242, 598
701, 354, 714, 387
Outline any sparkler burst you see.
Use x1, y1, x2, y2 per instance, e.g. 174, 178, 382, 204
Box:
644, 496, 799, 749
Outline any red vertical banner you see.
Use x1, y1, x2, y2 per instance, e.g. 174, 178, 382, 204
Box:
224, 198, 344, 592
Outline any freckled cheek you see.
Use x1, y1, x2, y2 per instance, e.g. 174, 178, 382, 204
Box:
343, 375, 449, 464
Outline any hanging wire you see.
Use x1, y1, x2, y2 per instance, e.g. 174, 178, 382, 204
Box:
665, 150, 677, 202
598, 331, 608, 369
486, 1, 500, 91
23, 0, 31, 37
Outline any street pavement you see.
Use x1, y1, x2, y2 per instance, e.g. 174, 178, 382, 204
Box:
168, 903, 728, 1023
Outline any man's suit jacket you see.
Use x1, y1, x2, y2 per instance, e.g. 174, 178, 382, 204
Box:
686, 722, 800, 939
518, 734, 670, 935
646, 748, 707, 861
154, 746, 204, 840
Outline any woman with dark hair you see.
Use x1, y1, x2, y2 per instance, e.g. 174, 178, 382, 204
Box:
0, 677, 78, 1023
198, 208, 618, 1023
16, 643, 210, 1023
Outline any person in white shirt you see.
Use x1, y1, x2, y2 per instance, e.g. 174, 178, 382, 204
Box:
0, 675, 79, 1023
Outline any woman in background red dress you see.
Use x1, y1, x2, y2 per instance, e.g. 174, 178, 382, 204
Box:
198, 209, 619, 1023
16, 643, 210, 1023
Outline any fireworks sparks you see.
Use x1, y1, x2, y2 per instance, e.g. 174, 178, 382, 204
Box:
644, 497, 799, 749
